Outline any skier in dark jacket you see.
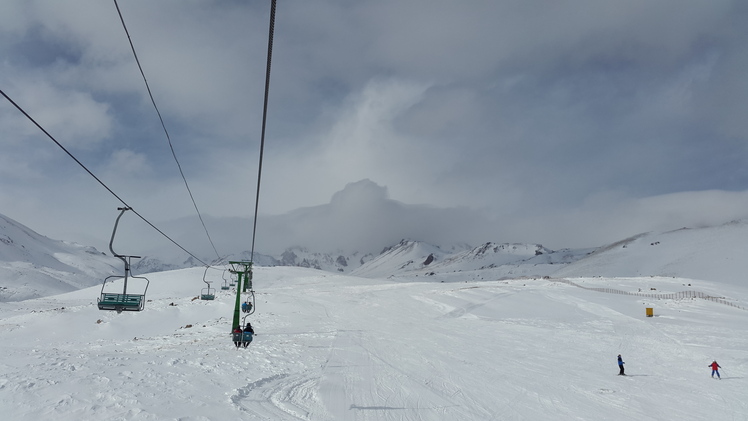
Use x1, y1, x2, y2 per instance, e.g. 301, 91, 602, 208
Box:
242, 322, 254, 348
710, 361, 721, 379
617, 355, 625, 375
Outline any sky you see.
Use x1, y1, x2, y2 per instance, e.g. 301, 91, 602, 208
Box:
2, 0, 748, 257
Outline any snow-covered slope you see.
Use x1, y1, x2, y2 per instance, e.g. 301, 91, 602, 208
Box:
2, 216, 748, 419
0, 213, 120, 302
552, 220, 748, 286
0, 264, 746, 420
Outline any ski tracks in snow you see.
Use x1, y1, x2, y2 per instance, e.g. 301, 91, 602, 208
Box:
316, 328, 488, 421
227, 279, 497, 421
230, 372, 326, 420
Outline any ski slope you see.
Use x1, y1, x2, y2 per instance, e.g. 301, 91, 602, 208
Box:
0, 266, 746, 420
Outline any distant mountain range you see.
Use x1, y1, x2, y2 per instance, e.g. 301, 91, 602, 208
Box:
3, 209, 748, 302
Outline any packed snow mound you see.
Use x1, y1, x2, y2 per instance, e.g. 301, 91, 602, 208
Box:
552, 220, 748, 286
0, 213, 120, 302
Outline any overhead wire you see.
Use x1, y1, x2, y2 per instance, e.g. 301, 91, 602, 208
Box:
0, 88, 209, 267
250, 0, 277, 263
113, 0, 222, 261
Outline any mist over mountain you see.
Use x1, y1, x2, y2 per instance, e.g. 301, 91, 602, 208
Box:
131, 179, 495, 265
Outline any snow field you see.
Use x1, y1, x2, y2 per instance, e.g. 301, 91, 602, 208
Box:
0, 266, 746, 420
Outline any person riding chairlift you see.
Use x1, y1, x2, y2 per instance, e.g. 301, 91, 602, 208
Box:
240, 322, 254, 348
232, 325, 243, 348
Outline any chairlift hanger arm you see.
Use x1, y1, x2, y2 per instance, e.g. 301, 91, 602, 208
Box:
202, 265, 212, 286
109, 207, 131, 264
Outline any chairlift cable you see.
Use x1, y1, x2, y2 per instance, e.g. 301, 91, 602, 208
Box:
250, 0, 277, 263
229, 0, 276, 338
113, 0, 222, 261
0, 89, 209, 267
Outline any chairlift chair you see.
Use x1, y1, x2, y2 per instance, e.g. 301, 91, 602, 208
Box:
229, 272, 237, 287
200, 285, 215, 300
200, 266, 216, 300
232, 315, 254, 348
98, 207, 150, 313
241, 299, 254, 313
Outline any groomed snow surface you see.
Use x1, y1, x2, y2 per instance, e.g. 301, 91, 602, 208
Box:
1, 266, 746, 420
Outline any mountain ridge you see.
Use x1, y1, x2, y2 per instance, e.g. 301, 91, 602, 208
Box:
3, 209, 748, 302
0, 213, 120, 301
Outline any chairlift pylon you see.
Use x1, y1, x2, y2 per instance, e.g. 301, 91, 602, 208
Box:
229, 260, 254, 341
97, 207, 150, 313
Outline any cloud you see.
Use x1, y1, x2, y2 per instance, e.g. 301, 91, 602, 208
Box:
2, 0, 748, 261
103, 149, 152, 178
522, 190, 748, 249
2, 76, 113, 146
139, 179, 495, 260
113, 180, 748, 266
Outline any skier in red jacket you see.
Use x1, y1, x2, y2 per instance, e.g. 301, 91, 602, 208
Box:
232, 326, 243, 348
709, 361, 721, 379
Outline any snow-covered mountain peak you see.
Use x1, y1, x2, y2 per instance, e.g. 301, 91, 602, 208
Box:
350, 239, 450, 278
278, 245, 375, 273
330, 179, 388, 208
